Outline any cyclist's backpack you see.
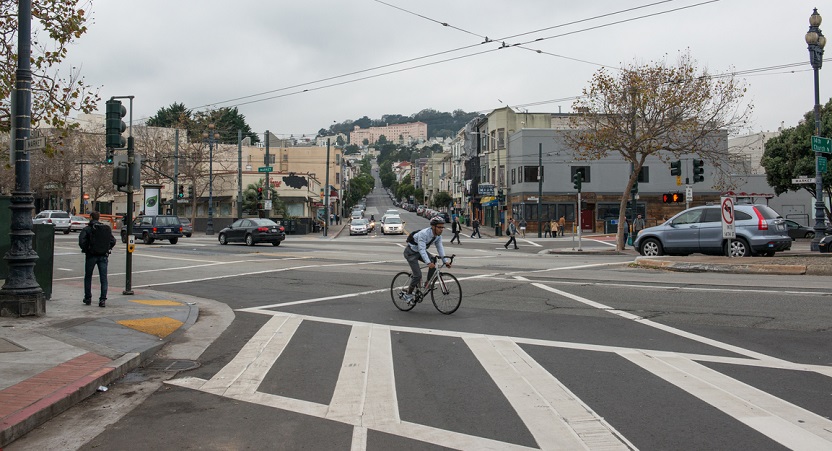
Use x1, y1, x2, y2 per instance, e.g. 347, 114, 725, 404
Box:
89, 222, 112, 256
406, 229, 436, 248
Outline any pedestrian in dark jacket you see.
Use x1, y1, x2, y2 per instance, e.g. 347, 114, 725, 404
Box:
471, 218, 482, 238
504, 218, 519, 249
450, 216, 462, 244
79, 211, 116, 307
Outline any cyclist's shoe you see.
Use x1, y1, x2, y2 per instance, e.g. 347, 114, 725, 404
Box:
402, 293, 415, 305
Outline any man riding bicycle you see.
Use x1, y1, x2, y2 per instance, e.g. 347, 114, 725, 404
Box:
402, 216, 452, 304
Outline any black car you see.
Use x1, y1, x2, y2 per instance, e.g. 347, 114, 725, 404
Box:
121, 215, 183, 244
218, 218, 285, 246
783, 219, 815, 239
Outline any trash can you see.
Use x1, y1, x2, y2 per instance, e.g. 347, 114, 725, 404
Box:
32, 223, 55, 300
285, 219, 297, 234
819, 235, 832, 253
605, 218, 618, 234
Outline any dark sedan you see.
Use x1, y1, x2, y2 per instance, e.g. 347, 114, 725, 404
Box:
218, 218, 285, 246
783, 220, 815, 239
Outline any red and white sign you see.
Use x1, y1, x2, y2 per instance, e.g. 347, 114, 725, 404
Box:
721, 196, 735, 239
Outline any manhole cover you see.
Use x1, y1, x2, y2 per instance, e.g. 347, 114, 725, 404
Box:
145, 359, 201, 372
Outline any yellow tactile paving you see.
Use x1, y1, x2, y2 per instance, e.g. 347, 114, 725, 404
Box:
117, 317, 184, 338
130, 299, 182, 306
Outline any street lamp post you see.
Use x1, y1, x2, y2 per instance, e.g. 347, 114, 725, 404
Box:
203, 124, 220, 235
807, 8, 827, 251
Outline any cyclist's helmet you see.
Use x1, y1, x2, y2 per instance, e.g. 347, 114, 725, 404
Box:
430, 216, 445, 226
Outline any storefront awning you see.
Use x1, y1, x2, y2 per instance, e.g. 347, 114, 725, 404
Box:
480, 196, 497, 207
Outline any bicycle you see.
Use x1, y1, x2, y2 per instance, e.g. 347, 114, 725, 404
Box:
390, 254, 461, 314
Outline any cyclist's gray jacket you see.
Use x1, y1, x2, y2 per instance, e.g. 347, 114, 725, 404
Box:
407, 227, 447, 265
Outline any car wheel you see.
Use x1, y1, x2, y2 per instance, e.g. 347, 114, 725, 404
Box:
142, 232, 152, 244
272, 241, 281, 246
169, 238, 178, 245
761, 251, 776, 257
121, 232, 128, 244
63, 229, 70, 235
185, 233, 192, 238
806, 231, 815, 239
218, 233, 228, 245
725, 238, 751, 257
245, 234, 255, 246
639, 238, 663, 256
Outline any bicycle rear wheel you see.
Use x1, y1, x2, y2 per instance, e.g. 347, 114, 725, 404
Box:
430, 272, 461, 314
390, 271, 416, 311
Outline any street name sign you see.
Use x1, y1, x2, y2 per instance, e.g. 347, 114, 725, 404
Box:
24, 136, 46, 151
792, 177, 815, 184
258, 166, 273, 173
812, 135, 832, 153
820, 156, 828, 173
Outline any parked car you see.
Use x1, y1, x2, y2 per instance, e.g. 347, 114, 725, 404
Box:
218, 218, 285, 246
783, 219, 815, 239
121, 215, 183, 244
178, 217, 193, 237
381, 215, 404, 235
634, 204, 791, 258
69, 215, 89, 232
33, 210, 71, 234
350, 218, 370, 235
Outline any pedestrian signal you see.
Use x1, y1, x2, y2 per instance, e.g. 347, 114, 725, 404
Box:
662, 193, 685, 203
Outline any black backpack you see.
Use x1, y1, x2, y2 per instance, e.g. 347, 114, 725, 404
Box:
89, 223, 112, 256
406, 229, 436, 248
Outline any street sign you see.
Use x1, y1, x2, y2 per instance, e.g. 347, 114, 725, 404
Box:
264, 200, 272, 210
812, 135, 832, 153
820, 156, 828, 173
721, 196, 736, 239
24, 136, 46, 151
258, 166, 273, 173
685, 185, 693, 202
792, 177, 815, 184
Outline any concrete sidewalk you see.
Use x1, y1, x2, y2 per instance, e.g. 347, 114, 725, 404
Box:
0, 280, 222, 447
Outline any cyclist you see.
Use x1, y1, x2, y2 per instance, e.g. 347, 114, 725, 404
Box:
402, 216, 452, 304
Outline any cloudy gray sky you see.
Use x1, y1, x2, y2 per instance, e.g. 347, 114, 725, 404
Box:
63, 0, 823, 139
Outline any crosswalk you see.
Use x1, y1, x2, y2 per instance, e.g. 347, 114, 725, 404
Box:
167, 290, 832, 450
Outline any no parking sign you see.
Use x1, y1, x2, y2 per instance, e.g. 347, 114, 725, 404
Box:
721, 196, 735, 239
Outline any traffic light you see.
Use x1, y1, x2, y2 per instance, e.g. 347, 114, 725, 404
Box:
662, 193, 685, 203
572, 171, 584, 192
257, 187, 263, 201
105, 148, 114, 164
187, 185, 194, 198
105, 99, 127, 149
112, 165, 128, 190
670, 160, 682, 176
692, 159, 704, 183
630, 179, 639, 195
178, 185, 184, 199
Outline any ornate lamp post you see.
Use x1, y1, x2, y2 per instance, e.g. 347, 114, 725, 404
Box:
203, 124, 220, 235
807, 8, 827, 251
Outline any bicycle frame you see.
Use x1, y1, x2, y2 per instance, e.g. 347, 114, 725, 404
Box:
417, 255, 454, 297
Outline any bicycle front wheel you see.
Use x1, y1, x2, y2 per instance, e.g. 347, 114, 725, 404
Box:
430, 272, 462, 314
390, 271, 416, 311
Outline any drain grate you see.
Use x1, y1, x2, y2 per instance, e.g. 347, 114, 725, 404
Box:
145, 359, 201, 372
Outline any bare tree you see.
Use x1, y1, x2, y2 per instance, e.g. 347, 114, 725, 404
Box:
567, 51, 752, 250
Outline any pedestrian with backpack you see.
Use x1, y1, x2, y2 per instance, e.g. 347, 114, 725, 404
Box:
79, 211, 116, 307
504, 217, 519, 249
471, 218, 481, 238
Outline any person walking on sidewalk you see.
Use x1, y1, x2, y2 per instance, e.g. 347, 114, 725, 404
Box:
471, 218, 482, 238
450, 216, 462, 244
558, 216, 566, 236
550, 218, 559, 238
79, 211, 116, 307
504, 218, 519, 249
543, 220, 551, 238
632, 214, 645, 239
519, 218, 527, 238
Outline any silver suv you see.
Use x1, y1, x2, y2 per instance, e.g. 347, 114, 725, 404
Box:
33, 210, 71, 234
634, 204, 791, 257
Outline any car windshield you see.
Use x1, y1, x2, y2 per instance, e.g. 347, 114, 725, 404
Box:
71, 216, 86, 221
179, 217, 191, 224
353, 219, 368, 225
251, 219, 277, 226
155, 216, 180, 226
52, 212, 70, 218
385, 217, 402, 224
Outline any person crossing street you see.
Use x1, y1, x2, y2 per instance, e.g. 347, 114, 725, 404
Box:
504, 218, 519, 249
450, 216, 462, 244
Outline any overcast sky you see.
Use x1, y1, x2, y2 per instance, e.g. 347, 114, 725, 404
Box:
60, 0, 825, 139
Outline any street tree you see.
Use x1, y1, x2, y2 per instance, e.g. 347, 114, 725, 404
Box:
568, 51, 752, 250
761, 98, 832, 216
0, 0, 99, 143
242, 179, 284, 217
432, 191, 452, 209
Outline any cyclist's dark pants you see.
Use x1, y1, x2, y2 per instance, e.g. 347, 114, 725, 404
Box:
404, 247, 435, 292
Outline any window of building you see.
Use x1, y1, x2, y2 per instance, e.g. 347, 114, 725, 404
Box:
336, 173, 340, 184
511, 168, 516, 185
570, 166, 591, 183
518, 167, 524, 183
497, 128, 505, 149
523, 165, 541, 182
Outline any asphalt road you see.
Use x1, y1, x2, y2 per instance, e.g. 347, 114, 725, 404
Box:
14, 186, 832, 450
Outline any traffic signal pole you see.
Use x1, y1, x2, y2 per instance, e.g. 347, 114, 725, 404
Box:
110, 95, 135, 295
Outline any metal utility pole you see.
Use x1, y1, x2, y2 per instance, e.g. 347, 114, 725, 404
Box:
265, 131, 270, 219
324, 138, 331, 237
172, 129, 179, 217
537, 143, 543, 238
0, 0, 45, 316
807, 8, 826, 251
237, 129, 242, 220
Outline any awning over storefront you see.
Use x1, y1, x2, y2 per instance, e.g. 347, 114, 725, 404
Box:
480, 196, 497, 207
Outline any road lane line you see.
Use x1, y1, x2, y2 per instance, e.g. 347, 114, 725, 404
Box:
622, 351, 832, 450
54, 257, 312, 281
464, 335, 630, 450
350, 427, 367, 451
517, 239, 542, 247
200, 315, 292, 395
327, 324, 371, 424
